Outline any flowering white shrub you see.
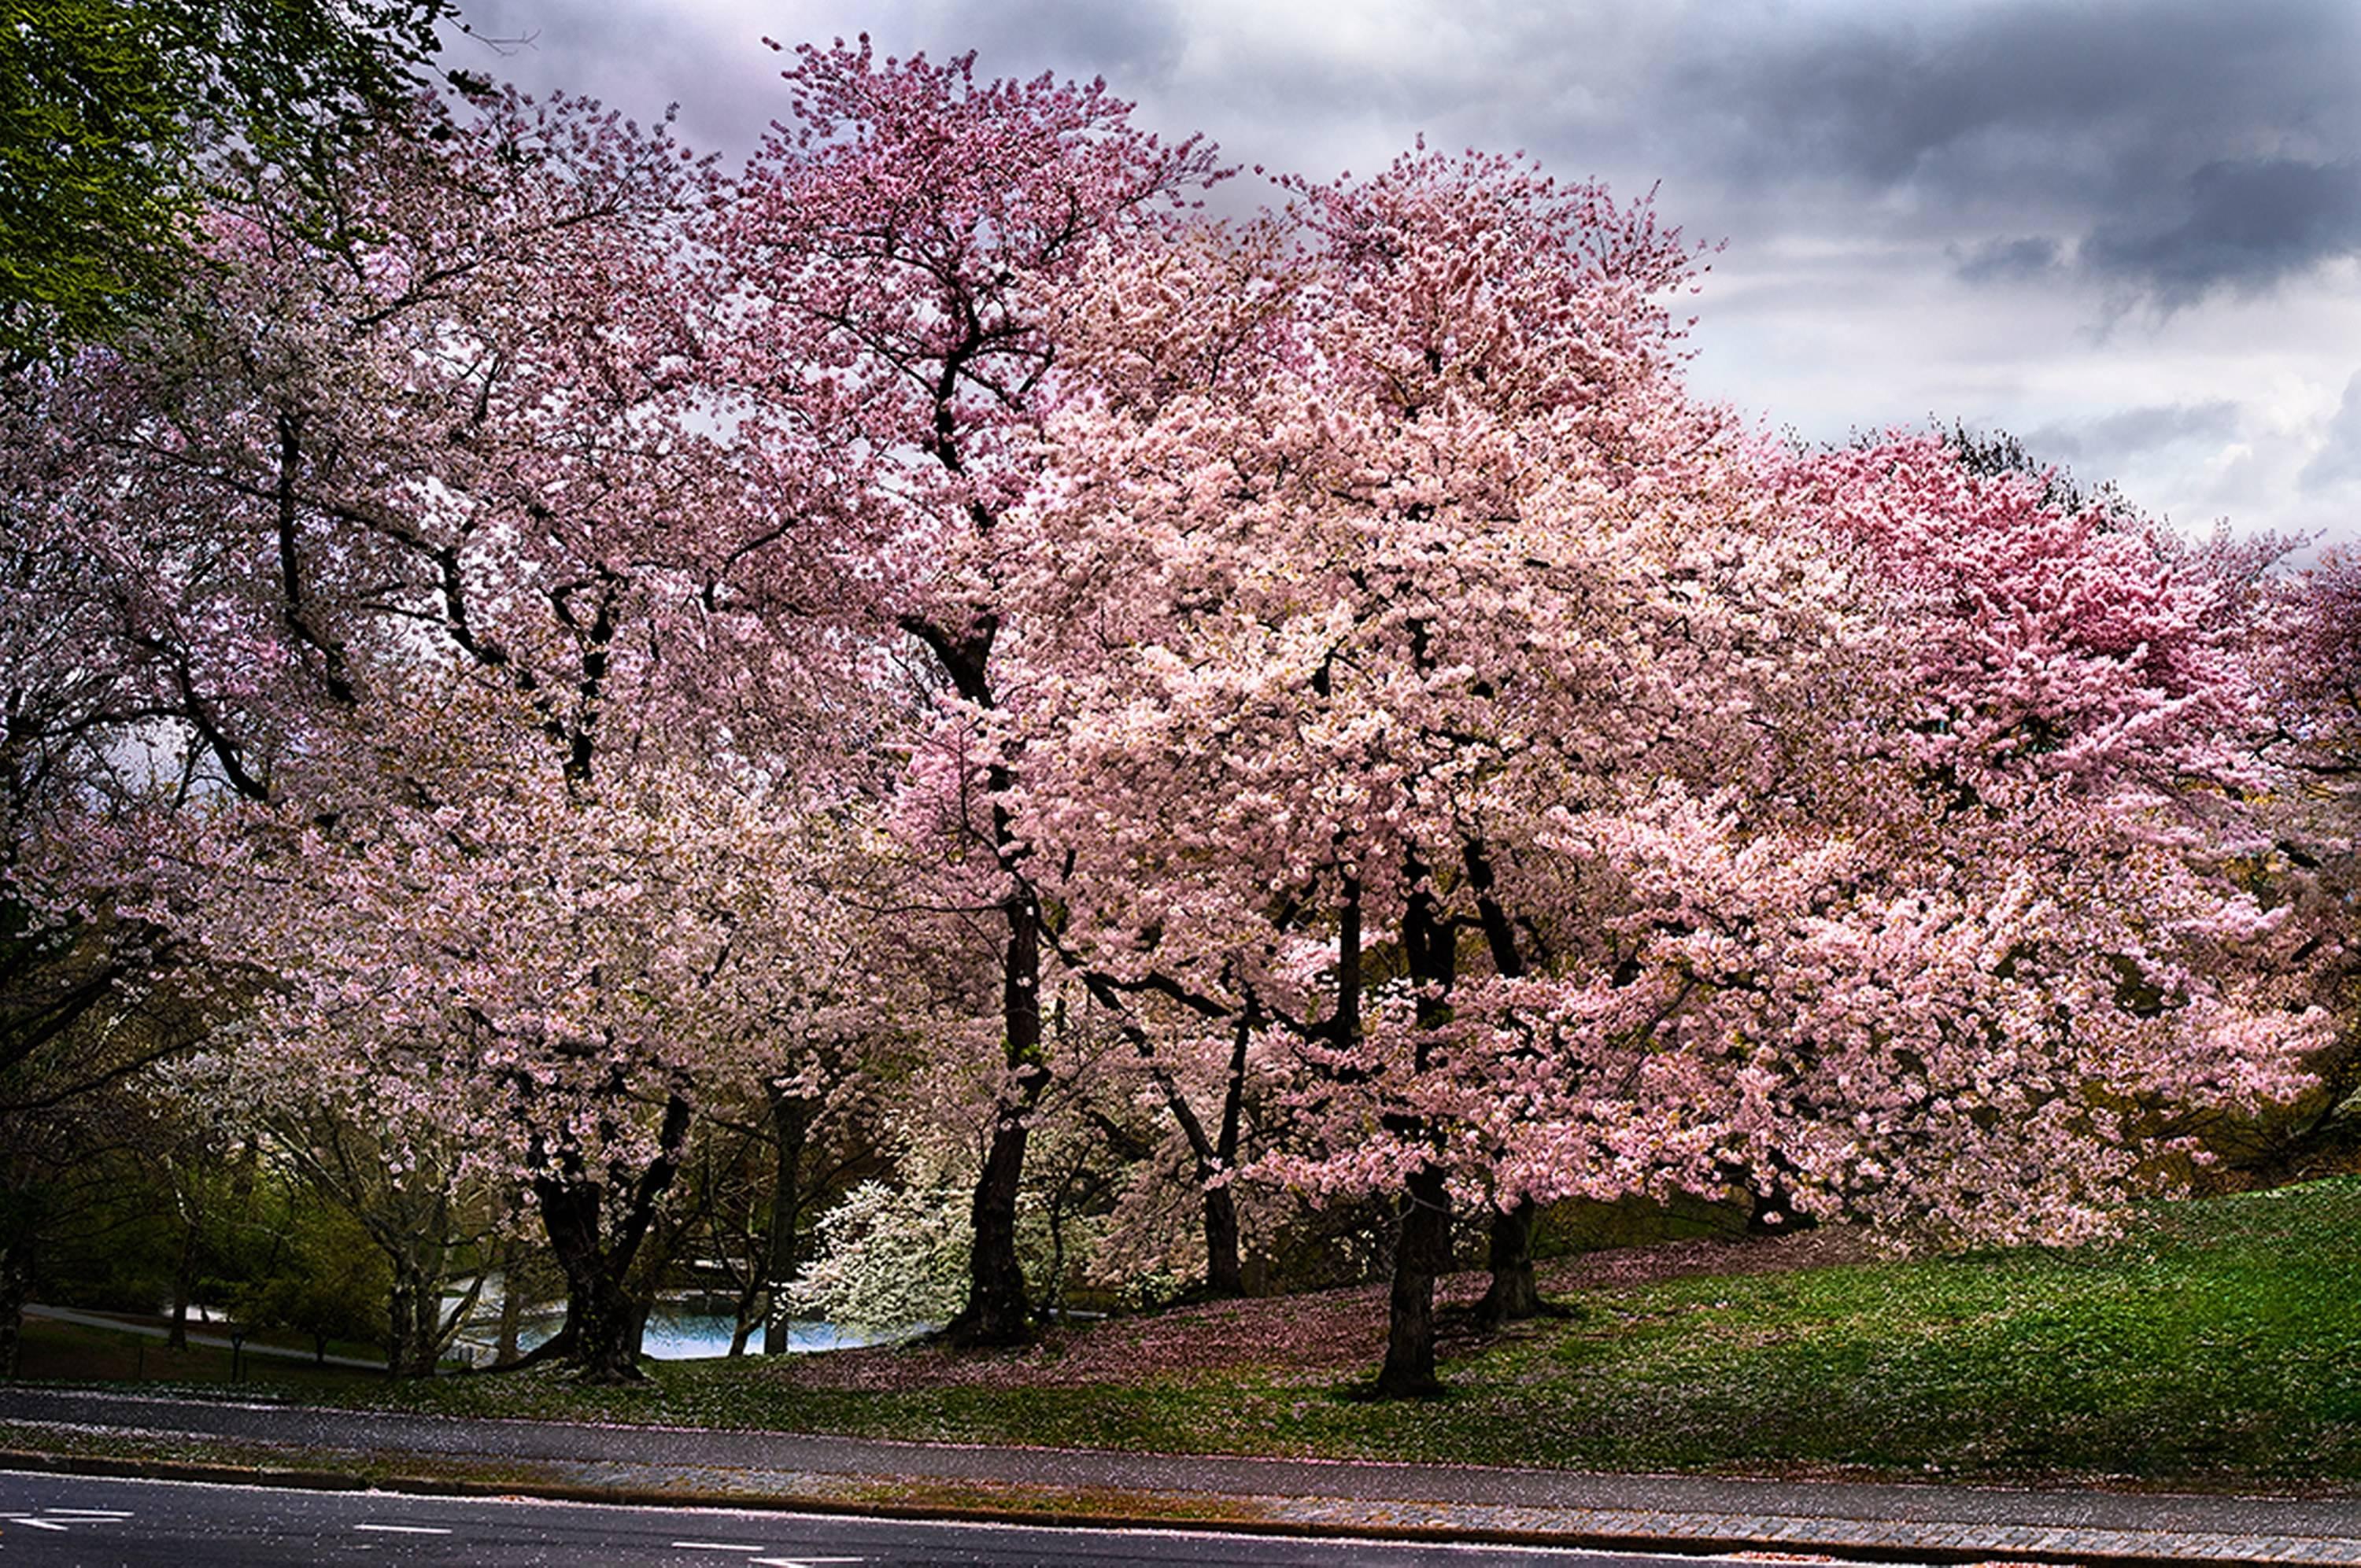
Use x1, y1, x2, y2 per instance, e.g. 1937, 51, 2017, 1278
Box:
778, 1179, 971, 1333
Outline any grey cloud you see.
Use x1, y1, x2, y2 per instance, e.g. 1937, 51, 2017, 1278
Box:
445, 0, 2361, 312
1952, 234, 2063, 284
1669, 3, 2326, 189
445, 1, 1192, 170
442, 2, 778, 152
2024, 400, 2241, 467
2301, 372, 2361, 493
2083, 158, 2361, 307
1657, 0, 2361, 307
912, 1, 1188, 94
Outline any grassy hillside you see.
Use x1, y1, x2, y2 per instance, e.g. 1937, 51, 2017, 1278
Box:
30, 1176, 2361, 1490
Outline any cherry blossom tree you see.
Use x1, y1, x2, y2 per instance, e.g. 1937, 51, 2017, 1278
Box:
32, 31, 2322, 1401
712, 38, 1225, 1344
1006, 150, 2321, 1395
210, 722, 881, 1379
46, 82, 892, 1382
1461, 434, 2328, 1260
0, 343, 246, 1371
1465, 435, 2327, 1234
1003, 145, 1811, 1391
2240, 546, 2361, 1172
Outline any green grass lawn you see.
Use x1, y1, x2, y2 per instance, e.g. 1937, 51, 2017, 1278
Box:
20, 1176, 2360, 1490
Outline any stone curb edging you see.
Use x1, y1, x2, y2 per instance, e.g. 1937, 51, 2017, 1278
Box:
6, 1445, 2360, 1568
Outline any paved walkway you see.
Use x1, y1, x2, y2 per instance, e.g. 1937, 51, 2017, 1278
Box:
21, 1304, 386, 1371
1, 1385, 2355, 1563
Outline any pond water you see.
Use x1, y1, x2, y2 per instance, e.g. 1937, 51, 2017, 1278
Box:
636, 1310, 894, 1360
454, 1301, 917, 1364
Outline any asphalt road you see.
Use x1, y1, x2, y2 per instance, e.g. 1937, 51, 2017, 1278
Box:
7, 1386, 2361, 1545
0, 1472, 1717, 1567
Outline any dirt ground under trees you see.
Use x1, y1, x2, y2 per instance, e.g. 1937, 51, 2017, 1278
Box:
775, 1227, 1882, 1393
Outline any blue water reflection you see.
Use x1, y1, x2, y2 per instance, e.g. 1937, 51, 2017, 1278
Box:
637, 1311, 891, 1360
458, 1301, 918, 1364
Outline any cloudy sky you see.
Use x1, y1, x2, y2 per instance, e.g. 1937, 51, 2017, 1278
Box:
445, 0, 2361, 548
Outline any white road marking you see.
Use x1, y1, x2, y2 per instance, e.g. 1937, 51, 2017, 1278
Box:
2, 1517, 70, 1531
670, 1544, 767, 1553
353, 1522, 456, 1534
42, 1509, 134, 1518
749, 1559, 866, 1566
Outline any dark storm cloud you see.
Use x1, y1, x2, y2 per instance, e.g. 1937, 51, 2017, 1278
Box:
1661, 0, 2361, 307
2084, 159, 2361, 308
446, 0, 2361, 312
425, 0, 2361, 546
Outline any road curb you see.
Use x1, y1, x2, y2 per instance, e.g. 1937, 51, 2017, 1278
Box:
6, 1444, 2355, 1567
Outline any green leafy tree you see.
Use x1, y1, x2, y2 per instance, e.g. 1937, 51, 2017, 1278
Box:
231, 1197, 390, 1365
0, 0, 449, 359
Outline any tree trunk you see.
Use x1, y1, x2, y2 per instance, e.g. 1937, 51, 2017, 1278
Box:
1126, 1002, 1251, 1301
906, 614, 1044, 1349
730, 1231, 763, 1356
1462, 836, 1564, 1330
760, 1083, 811, 1356
385, 1271, 415, 1375
1201, 1002, 1253, 1297
0, 1235, 28, 1380
496, 1271, 523, 1364
386, 1260, 444, 1377
626, 1295, 653, 1367
534, 1179, 645, 1383
0, 1182, 38, 1381
527, 1092, 692, 1383
1376, 869, 1454, 1398
948, 890, 1046, 1347
1202, 1182, 1245, 1299
390, 1249, 423, 1374
952, 1112, 1036, 1345
1476, 1197, 1547, 1326
1376, 1161, 1450, 1397
1138, 1027, 1249, 1301
167, 1217, 198, 1351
